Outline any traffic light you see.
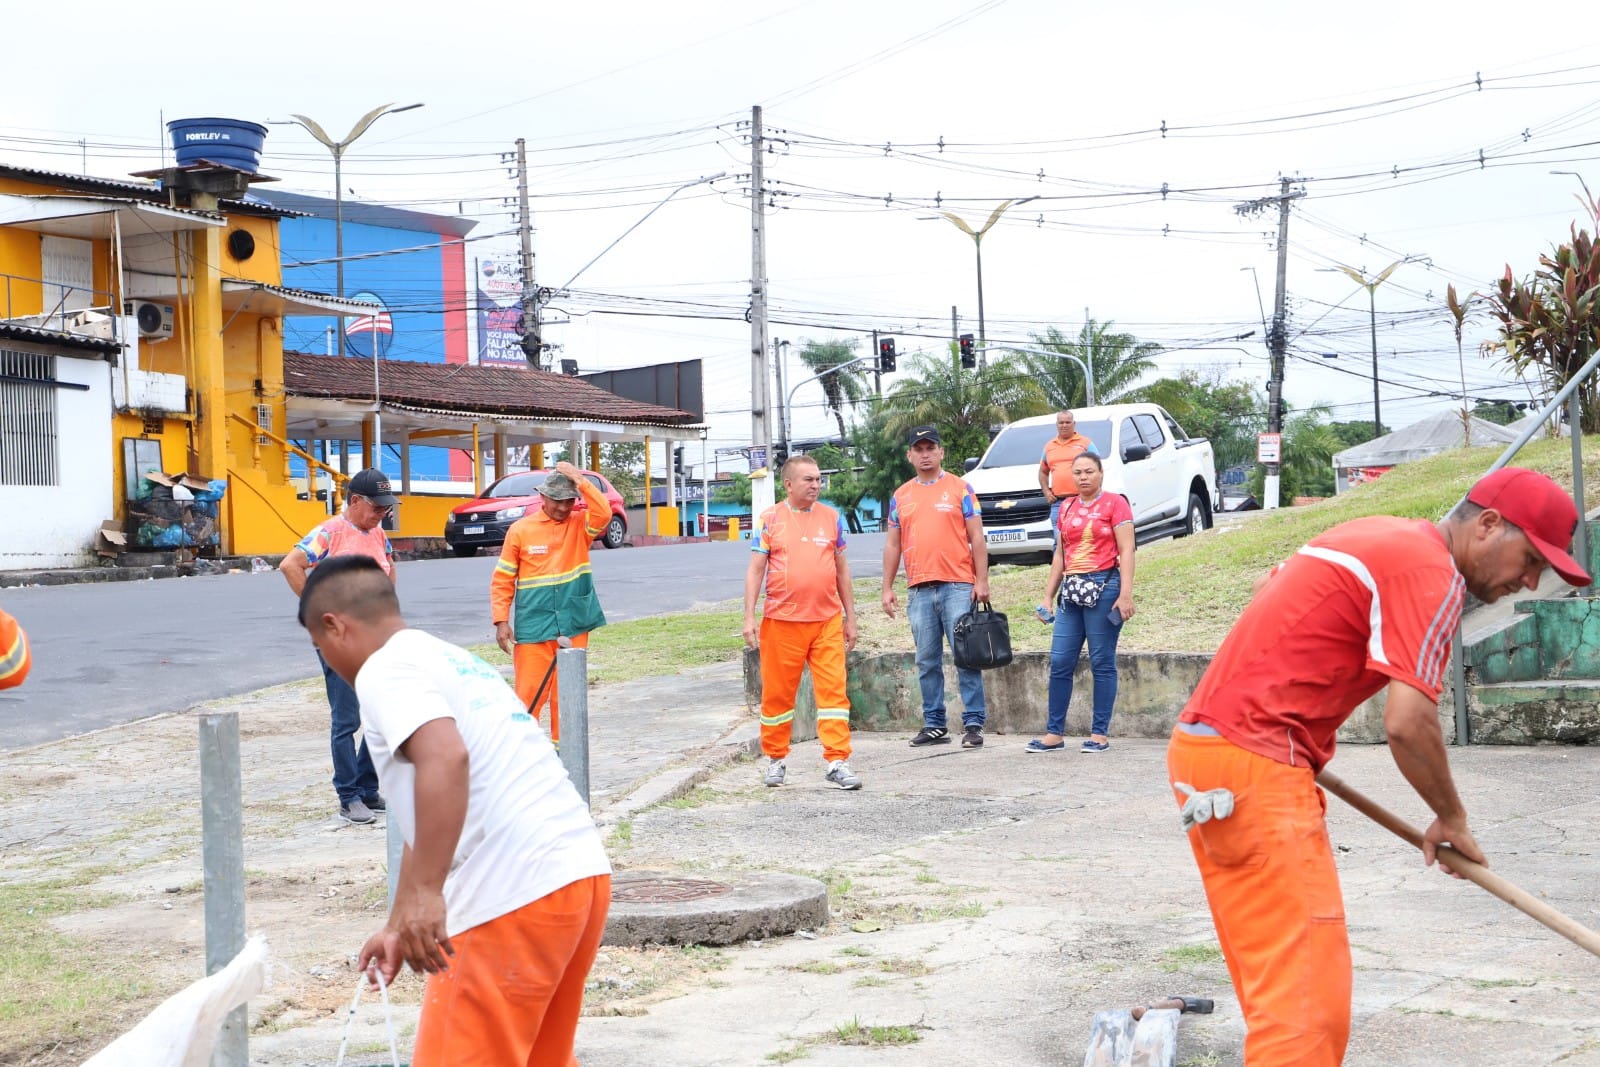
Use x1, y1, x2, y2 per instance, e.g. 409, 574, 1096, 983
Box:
673, 446, 685, 477
958, 333, 976, 369
877, 336, 897, 373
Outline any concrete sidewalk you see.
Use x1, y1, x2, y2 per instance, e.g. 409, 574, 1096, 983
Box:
580, 732, 1600, 1067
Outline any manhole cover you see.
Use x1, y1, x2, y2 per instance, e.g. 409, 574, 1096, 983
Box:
612, 876, 734, 904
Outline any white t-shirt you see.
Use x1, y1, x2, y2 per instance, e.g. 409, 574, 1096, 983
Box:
355, 628, 611, 936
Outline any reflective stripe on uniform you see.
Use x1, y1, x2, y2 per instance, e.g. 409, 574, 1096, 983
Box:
514, 562, 593, 590
0, 629, 26, 684
760, 709, 795, 727
816, 707, 850, 721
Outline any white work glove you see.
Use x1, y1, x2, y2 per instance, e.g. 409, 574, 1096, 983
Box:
1174, 782, 1235, 833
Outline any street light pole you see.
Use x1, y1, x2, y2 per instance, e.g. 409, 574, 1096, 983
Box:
983, 344, 1095, 404
1332, 258, 1412, 436
279, 102, 424, 470
934, 196, 1038, 367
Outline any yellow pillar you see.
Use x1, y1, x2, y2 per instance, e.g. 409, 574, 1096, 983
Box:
530, 444, 545, 469
186, 211, 231, 549
493, 432, 506, 482
361, 419, 373, 470
473, 422, 483, 494
588, 440, 601, 472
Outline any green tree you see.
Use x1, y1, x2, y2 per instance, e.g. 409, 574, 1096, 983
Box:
713, 472, 752, 506
848, 398, 914, 516
1327, 420, 1388, 450
1482, 199, 1600, 432
1020, 318, 1160, 408
1471, 401, 1519, 426
1246, 407, 1340, 502
598, 441, 645, 504
795, 338, 870, 444
882, 347, 1048, 472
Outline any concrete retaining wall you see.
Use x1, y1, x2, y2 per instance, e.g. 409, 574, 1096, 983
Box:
744, 648, 1406, 744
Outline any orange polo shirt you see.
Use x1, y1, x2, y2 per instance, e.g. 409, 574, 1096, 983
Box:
1040, 432, 1098, 497
753, 500, 847, 622
1181, 516, 1465, 772
888, 471, 980, 586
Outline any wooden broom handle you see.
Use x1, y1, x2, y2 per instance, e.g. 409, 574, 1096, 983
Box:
1316, 770, 1600, 959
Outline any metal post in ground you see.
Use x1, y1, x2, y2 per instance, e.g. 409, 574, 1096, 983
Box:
1570, 391, 1589, 591
386, 811, 404, 907
556, 646, 590, 805
199, 712, 247, 1067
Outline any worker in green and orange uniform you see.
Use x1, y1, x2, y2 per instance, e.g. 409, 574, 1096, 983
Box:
1168, 467, 1589, 1067
491, 462, 609, 741
0, 607, 31, 689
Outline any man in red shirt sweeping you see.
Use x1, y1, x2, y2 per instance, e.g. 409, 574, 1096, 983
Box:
1168, 466, 1590, 1067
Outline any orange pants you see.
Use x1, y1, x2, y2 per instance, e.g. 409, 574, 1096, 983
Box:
1166, 730, 1350, 1067
412, 873, 611, 1067
758, 616, 852, 763
513, 633, 590, 743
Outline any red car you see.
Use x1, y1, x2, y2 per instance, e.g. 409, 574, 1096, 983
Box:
443, 468, 628, 557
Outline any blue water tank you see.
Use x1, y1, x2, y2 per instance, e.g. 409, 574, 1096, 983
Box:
167, 118, 268, 173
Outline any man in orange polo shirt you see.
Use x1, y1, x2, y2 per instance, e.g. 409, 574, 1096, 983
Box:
1039, 409, 1098, 525
882, 425, 991, 749
0, 606, 30, 689
492, 462, 610, 741
1168, 466, 1590, 1067
744, 454, 862, 790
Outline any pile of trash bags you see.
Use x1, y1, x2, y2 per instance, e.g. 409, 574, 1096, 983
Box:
127, 472, 227, 548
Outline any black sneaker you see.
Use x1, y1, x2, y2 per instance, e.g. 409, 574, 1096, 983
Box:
961, 727, 985, 748
909, 727, 951, 747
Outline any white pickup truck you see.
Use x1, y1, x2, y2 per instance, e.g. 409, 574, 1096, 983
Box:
961, 404, 1218, 559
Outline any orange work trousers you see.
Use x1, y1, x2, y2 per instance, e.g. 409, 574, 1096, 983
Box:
1166, 729, 1350, 1067
412, 873, 611, 1067
513, 633, 590, 744
758, 615, 852, 763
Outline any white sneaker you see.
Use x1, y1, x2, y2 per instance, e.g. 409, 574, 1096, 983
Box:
824, 760, 862, 790
764, 758, 787, 787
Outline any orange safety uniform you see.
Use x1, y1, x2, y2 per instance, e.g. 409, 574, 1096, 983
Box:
411, 873, 610, 1067
0, 609, 30, 689
491, 478, 611, 741
1040, 432, 1097, 498
753, 500, 852, 762
1168, 516, 1464, 1067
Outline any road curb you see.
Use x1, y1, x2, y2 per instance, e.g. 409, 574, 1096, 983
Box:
595, 721, 758, 826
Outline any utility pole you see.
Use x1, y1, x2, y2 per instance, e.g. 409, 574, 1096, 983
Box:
870, 329, 881, 396
1236, 177, 1304, 510
749, 105, 774, 515
515, 137, 541, 369
951, 305, 959, 374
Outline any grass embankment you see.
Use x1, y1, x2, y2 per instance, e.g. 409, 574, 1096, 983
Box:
473, 438, 1597, 677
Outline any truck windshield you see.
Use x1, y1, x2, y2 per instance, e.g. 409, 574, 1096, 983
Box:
979, 420, 1112, 468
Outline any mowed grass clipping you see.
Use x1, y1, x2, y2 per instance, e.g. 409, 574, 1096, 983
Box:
852, 438, 1600, 655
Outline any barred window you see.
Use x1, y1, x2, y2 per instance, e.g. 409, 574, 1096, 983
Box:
0, 349, 59, 486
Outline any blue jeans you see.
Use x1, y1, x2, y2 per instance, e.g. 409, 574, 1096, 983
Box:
321, 651, 379, 804
907, 581, 987, 730
1045, 571, 1123, 738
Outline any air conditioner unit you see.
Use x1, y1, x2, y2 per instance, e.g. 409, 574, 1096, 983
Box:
125, 300, 175, 341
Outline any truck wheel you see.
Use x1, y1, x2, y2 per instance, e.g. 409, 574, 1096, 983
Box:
602, 515, 626, 549
1178, 492, 1210, 538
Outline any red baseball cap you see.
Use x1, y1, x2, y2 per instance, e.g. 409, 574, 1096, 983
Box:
1466, 467, 1591, 585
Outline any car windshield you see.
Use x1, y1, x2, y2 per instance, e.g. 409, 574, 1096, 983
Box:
979, 420, 1112, 468
484, 472, 548, 498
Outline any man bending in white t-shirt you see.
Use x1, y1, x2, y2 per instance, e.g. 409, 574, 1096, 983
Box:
298, 555, 611, 1066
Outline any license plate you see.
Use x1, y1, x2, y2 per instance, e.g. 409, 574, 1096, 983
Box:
463, 525, 485, 535
985, 528, 1026, 544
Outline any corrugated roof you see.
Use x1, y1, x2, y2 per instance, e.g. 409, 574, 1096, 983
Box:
0, 161, 288, 219
282, 351, 699, 426
0, 321, 120, 355
257, 190, 478, 238
1333, 411, 1519, 467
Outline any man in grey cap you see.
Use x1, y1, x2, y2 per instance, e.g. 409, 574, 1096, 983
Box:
491, 461, 612, 740
280, 467, 398, 823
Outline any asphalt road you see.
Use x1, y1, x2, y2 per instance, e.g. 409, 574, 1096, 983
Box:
0, 533, 887, 752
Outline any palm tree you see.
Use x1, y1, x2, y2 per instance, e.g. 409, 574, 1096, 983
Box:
882, 347, 1048, 471
795, 339, 870, 444
1020, 319, 1160, 408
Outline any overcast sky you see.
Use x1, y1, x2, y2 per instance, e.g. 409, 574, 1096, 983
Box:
10, 1, 1600, 462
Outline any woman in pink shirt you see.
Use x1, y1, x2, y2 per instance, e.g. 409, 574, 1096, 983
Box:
1028, 452, 1135, 754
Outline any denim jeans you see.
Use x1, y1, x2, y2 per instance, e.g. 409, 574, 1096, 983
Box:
906, 581, 987, 729
1045, 571, 1123, 737
321, 651, 379, 804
